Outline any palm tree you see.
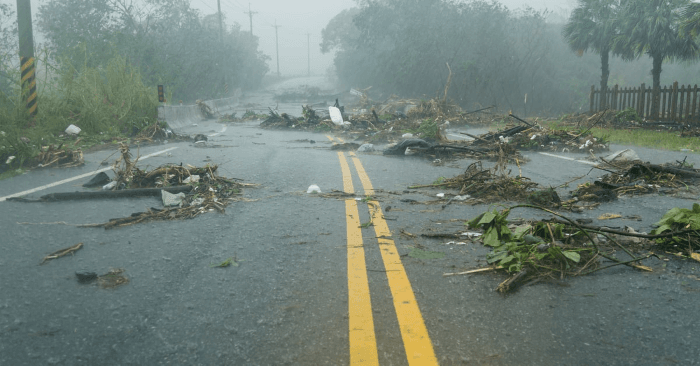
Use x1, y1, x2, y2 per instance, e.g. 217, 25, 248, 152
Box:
563, 0, 626, 109
680, 2, 700, 37
614, 0, 697, 118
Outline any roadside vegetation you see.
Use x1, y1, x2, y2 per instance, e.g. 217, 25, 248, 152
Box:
0, 0, 269, 178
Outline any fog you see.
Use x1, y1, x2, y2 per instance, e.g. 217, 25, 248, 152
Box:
186, 0, 576, 76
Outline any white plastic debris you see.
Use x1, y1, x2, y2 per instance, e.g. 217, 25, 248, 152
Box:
183, 175, 200, 184
190, 197, 205, 206
402, 133, 414, 138
65, 124, 81, 135
307, 184, 321, 194
530, 134, 538, 140
460, 232, 483, 239
436, 193, 445, 198
329, 107, 348, 126
357, 143, 375, 152
603, 149, 640, 162
162, 190, 186, 206
453, 195, 470, 201
5, 156, 15, 164
102, 181, 117, 190
445, 241, 467, 245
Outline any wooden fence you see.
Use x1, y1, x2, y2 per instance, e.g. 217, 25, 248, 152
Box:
589, 82, 700, 123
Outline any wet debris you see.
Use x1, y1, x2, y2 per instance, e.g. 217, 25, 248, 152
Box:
196, 100, 215, 119
330, 142, 361, 151
97, 268, 129, 289
13, 144, 252, 228
571, 159, 700, 203
40, 242, 83, 265
75, 271, 98, 284
34, 144, 84, 168
410, 158, 542, 205
451, 205, 662, 293
82, 172, 111, 187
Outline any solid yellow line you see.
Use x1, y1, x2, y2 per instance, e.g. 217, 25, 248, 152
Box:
338, 152, 379, 365
325, 135, 335, 142
349, 152, 439, 366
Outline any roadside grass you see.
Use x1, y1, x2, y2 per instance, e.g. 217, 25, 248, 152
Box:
0, 55, 159, 179
538, 120, 699, 152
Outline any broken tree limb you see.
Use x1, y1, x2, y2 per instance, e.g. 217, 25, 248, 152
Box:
548, 218, 696, 239
459, 132, 492, 144
10, 186, 193, 202
444, 267, 498, 276
463, 105, 495, 115
508, 113, 534, 127
41, 242, 83, 264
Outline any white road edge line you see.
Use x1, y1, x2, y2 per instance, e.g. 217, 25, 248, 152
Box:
0, 147, 179, 202
538, 152, 599, 166
209, 126, 227, 137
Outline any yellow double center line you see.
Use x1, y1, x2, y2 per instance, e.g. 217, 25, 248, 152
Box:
330, 136, 438, 365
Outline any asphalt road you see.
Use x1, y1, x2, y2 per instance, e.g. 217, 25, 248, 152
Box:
1, 117, 700, 365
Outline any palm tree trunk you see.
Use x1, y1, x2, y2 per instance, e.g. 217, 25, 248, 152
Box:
651, 54, 663, 119
600, 50, 610, 109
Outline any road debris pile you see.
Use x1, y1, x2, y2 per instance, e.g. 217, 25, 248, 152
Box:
410, 158, 545, 205
33, 144, 84, 168
452, 205, 663, 293
572, 159, 700, 204
196, 99, 215, 119
261, 107, 333, 130
79, 145, 250, 228
650, 204, 700, 255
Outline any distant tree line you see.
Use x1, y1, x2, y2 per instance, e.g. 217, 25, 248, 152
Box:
322, 0, 700, 116
37, 0, 269, 102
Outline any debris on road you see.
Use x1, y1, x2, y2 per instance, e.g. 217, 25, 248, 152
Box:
330, 142, 360, 151
40, 242, 84, 265
307, 184, 322, 194
82, 172, 111, 187
34, 144, 84, 168
75, 271, 98, 284
410, 160, 540, 204
651, 204, 700, 255
98, 268, 129, 289
210, 256, 241, 268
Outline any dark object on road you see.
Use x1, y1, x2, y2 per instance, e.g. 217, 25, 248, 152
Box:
194, 134, 208, 143
75, 271, 98, 284
196, 100, 215, 119
527, 188, 561, 207
383, 139, 433, 155
98, 268, 129, 289
40, 242, 83, 264
9, 186, 193, 202
82, 172, 111, 187
331, 142, 360, 151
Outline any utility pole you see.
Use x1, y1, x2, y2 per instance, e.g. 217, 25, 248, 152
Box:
16, 0, 37, 117
306, 33, 310, 77
244, 3, 257, 36
217, 0, 223, 41
273, 20, 280, 77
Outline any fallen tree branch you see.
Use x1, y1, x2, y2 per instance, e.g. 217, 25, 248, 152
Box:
9, 186, 193, 202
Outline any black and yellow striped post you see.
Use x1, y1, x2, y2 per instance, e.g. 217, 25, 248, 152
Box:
20, 57, 37, 116
17, 0, 37, 117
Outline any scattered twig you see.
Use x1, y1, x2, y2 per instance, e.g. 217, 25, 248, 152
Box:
41, 243, 83, 264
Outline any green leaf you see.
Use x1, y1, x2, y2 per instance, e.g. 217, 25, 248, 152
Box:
513, 225, 531, 240
478, 211, 497, 225
487, 251, 508, 264
562, 251, 581, 263
483, 228, 501, 247
651, 224, 671, 235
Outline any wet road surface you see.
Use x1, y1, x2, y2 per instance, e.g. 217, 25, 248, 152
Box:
1, 117, 700, 365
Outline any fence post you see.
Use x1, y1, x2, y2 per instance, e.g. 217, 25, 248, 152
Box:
589, 85, 595, 114
638, 83, 645, 118
670, 81, 678, 120
612, 84, 618, 110
692, 85, 698, 124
